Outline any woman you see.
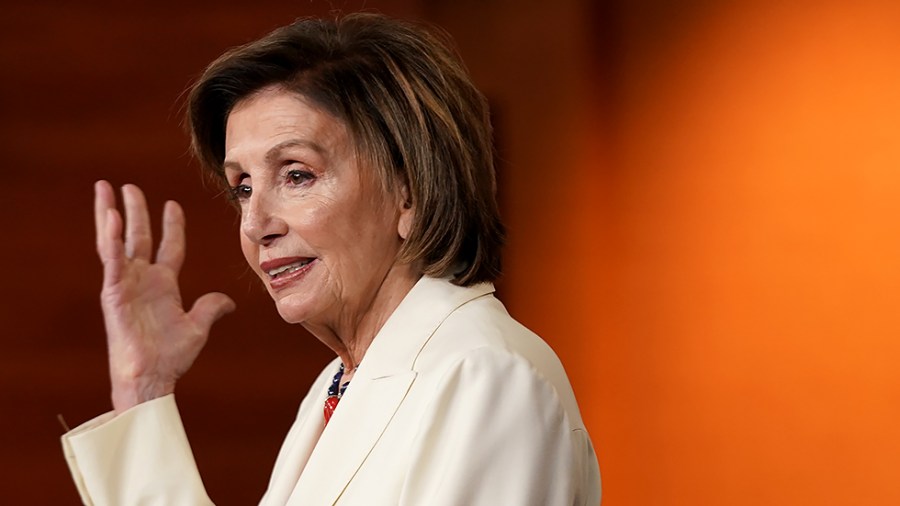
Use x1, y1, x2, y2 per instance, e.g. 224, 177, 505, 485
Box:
61, 13, 601, 505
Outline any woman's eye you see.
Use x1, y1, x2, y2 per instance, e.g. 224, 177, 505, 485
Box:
229, 184, 252, 201
287, 169, 314, 185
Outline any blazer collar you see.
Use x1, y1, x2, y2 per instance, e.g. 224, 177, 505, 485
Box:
287, 276, 494, 505
357, 275, 495, 379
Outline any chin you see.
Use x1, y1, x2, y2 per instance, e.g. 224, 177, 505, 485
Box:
274, 301, 308, 324
271, 292, 320, 325
275, 307, 304, 324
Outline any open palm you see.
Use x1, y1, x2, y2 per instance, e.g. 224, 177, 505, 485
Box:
94, 181, 235, 413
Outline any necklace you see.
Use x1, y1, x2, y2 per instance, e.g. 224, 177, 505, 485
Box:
324, 363, 356, 425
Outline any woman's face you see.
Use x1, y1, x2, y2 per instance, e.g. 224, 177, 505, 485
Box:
224, 87, 412, 329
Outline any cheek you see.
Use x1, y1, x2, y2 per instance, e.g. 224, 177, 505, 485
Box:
240, 235, 260, 272
290, 200, 341, 247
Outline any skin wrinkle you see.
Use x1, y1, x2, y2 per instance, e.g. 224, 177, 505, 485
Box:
223, 139, 328, 180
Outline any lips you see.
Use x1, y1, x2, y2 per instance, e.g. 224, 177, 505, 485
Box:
260, 256, 316, 289
265, 259, 313, 278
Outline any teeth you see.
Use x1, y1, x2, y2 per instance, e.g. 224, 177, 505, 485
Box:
267, 259, 312, 277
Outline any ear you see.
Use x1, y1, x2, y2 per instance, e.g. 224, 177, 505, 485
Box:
397, 183, 414, 240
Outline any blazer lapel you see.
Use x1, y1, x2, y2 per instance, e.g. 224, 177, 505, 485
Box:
286, 370, 416, 505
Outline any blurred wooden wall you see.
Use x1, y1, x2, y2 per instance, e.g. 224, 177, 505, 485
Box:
3, 0, 900, 504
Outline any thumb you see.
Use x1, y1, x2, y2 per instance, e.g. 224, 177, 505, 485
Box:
188, 292, 236, 333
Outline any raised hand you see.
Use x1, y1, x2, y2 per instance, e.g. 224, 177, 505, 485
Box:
94, 180, 236, 414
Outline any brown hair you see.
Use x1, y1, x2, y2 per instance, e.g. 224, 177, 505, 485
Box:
187, 13, 504, 286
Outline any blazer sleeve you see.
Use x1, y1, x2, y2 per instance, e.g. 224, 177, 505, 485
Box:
61, 394, 214, 506
399, 347, 602, 506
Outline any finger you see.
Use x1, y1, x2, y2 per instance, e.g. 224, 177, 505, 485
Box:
122, 184, 153, 261
103, 208, 125, 287
157, 200, 186, 273
188, 292, 236, 334
94, 180, 116, 258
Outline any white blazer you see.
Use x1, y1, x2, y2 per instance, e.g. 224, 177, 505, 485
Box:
62, 276, 601, 505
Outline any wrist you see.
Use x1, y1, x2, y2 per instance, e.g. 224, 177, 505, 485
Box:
111, 379, 175, 414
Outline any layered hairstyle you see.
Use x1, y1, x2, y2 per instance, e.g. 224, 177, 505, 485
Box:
186, 13, 505, 286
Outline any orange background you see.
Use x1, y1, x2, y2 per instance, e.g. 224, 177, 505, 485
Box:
3, 0, 900, 504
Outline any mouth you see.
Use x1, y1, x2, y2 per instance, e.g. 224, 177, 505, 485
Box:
259, 257, 317, 289
265, 258, 314, 279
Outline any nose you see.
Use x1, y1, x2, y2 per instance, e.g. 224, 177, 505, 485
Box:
241, 191, 288, 245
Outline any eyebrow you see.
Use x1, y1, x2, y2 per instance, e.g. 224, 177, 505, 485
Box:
223, 139, 327, 174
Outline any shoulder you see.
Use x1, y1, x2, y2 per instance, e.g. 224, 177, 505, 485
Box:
414, 288, 586, 430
